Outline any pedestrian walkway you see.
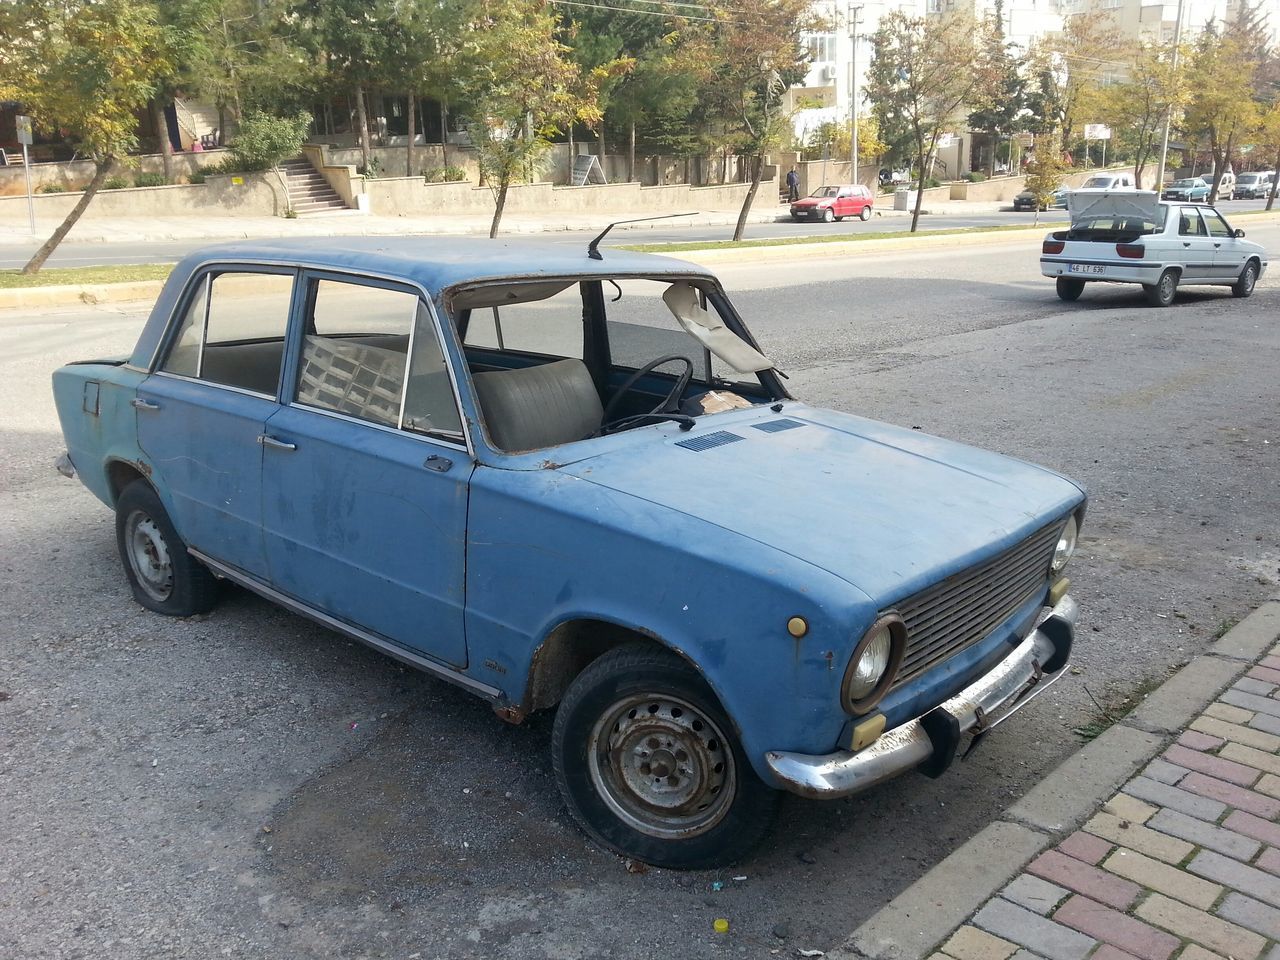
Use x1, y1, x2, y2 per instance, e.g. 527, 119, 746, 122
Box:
922, 643, 1280, 960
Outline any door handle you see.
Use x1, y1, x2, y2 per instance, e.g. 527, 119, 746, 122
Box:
1214, 242, 1221, 248
257, 434, 297, 451
131, 398, 160, 411
424, 455, 452, 473
1183, 242, 1191, 247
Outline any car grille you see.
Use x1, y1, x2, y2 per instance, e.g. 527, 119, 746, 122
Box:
890, 521, 1063, 688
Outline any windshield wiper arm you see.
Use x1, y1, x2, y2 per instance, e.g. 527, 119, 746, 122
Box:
600, 412, 697, 435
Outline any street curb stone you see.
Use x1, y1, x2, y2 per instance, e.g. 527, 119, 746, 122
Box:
832, 593, 1280, 960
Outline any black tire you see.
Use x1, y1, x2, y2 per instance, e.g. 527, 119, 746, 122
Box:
115, 479, 218, 616
552, 642, 779, 869
859, 206, 873, 221
1233, 260, 1258, 298
1056, 277, 1086, 302
822, 207, 834, 223
1144, 269, 1179, 307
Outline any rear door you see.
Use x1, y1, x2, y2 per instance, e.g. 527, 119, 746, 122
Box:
259, 272, 472, 667
1175, 207, 1215, 281
136, 268, 295, 579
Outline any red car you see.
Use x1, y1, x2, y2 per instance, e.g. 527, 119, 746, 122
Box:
790, 184, 874, 222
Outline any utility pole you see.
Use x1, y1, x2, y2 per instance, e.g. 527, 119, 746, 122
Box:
849, 3, 863, 186
1154, 0, 1185, 190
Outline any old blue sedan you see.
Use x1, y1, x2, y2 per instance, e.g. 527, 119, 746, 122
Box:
53, 237, 1085, 868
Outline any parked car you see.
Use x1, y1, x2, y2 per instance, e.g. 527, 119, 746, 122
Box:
1013, 187, 1069, 211
1040, 190, 1268, 306
1234, 171, 1275, 200
1161, 177, 1211, 202
1079, 173, 1137, 190
1215, 170, 1236, 200
790, 184, 874, 222
53, 237, 1086, 868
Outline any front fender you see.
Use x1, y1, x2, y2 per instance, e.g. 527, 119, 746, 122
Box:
463, 465, 875, 783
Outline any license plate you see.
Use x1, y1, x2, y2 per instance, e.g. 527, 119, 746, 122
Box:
1068, 264, 1105, 275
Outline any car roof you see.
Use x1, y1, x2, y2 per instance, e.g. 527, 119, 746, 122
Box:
180, 236, 713, 293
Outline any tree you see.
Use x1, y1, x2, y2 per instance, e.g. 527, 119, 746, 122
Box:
1024, 134, 1066, 227
1255, 99, 1280, 211
866, 11, 991, 232
1183, 31, 1260, 202
0, 0, 168, 274
1100, 42, 1184, 186
966, 0, 1029, 176
1025, 12, 1121, 150
151, 0, 220, 182
692, 0, 815, 241
229, 110, 313, 213
461, 0, 593, 237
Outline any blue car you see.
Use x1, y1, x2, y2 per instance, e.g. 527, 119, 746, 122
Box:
52, 237, 1085, 868
1162, 177, 1211, 202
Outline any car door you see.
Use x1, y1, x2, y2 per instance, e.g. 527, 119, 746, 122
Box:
1175, 207, 1215, 281
259, 272, 471, 667
1201, 207, 1245, 279
136, 268, 295, 579
836, 187, 854, 217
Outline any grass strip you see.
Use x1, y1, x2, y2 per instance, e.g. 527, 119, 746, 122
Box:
619, 223, 1052, 254
0, 264, 173, 289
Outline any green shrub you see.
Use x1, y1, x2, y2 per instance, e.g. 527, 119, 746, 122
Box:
134, 172, 168, 188
188, 171, 207, 185
926, 177, 942, 188
964, 171, 986, 183
37, 183, 68, 193
228, 110, 312, 172
359, 155, 383, 179
103, 176, 131, 190
441, 165, 467, 182
422, 166, 444, 183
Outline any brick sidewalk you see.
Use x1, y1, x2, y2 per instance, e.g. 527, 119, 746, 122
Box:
930, 644, 1280, 960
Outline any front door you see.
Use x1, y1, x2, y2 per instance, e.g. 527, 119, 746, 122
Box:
1176, 207, 1215, 281
260, 273, 472, 667
1201, 207, 1247, 279
136, 269, 296, 580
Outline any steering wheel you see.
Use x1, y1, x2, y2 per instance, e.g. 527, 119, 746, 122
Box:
599, 355, 694, 433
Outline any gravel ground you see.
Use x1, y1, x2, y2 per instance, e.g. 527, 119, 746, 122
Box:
2, 229, 1278, 959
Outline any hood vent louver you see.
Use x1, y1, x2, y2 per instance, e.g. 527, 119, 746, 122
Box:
752, 418, 806, 434
675, 430, 744, 452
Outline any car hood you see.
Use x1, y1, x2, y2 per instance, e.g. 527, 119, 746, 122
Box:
792, 197, 829, 207
558, 404, 1084, 604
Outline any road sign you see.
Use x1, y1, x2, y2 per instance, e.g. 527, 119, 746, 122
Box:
570, 154, 607, 186
16, 115, 33, 145
1083, 124, 1111, 140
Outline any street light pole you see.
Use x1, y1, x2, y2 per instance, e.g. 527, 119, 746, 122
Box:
849, 3, 862, 186
1154, 0, 1185, 190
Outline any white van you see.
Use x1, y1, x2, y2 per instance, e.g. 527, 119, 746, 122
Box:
1080, 173, 1137, 190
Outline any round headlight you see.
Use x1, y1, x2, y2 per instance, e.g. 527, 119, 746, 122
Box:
1051, 515, 1078, 575
842, 614, 906, 714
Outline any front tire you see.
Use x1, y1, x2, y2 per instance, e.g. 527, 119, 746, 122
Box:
1056, 277, 1085, 301
1144, 269, 1179, 307
115, 479, 218, 616
552, 643, 779, 869
1233, 260, 1258, 298
822, 208, 834, 223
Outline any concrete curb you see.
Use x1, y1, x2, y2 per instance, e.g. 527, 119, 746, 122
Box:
0, 280, 165, 310
833, 594, 1280, 960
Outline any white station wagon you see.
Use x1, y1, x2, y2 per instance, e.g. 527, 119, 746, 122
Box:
1040, 190, 1267, 306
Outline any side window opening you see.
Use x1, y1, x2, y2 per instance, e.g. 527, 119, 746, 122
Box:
295, 277, 463, 438
159, 270, 293, 396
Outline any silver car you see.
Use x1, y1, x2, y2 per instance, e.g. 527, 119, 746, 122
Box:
1039, 190, 1268, 306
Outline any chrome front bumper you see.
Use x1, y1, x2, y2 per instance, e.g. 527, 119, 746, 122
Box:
765, 595, 1076, 799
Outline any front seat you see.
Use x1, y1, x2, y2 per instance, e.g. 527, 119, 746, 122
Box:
473, 358, 604, 452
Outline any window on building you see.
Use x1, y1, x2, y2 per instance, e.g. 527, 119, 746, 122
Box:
803, 33, 837, 63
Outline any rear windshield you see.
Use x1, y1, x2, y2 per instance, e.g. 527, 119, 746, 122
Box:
1067, 210, 1166, 241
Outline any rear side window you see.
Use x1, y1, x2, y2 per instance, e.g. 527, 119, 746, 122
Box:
1178, 207, 1206, 237
160, 271, 294, 396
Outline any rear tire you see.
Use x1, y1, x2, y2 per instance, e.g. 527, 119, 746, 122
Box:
1144, 269, 1179, 307
1233, 260, 1258, 298
1056, 277, 1085, 302
552, 642, 779, 869
115, 479, 218, 616
859, 206, 873, 221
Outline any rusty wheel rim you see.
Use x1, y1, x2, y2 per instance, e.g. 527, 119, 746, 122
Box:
126, 510, 173, 602
588, 694, 736, 840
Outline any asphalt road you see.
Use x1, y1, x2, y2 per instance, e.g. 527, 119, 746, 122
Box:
3, 230, 1279, 959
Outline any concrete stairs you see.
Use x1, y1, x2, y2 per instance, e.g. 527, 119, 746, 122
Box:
279, 158, 350, 216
